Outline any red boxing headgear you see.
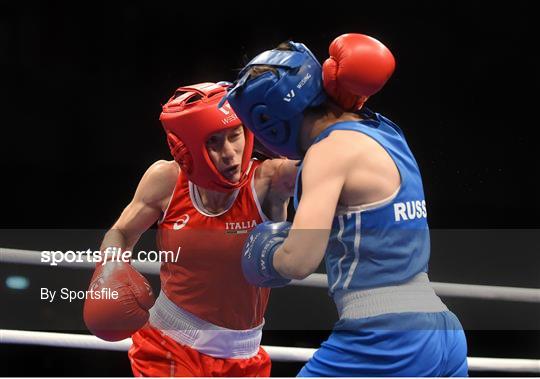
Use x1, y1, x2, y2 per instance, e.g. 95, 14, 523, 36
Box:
160, 82, 254, 192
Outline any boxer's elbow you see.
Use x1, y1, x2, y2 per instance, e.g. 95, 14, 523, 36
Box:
287, 266, 315, 281
274, 244, 320, 280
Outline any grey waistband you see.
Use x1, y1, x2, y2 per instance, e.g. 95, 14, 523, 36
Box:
334, 273, 448, 319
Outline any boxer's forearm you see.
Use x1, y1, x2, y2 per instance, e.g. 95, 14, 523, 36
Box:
266, 198, 290, 222
273, 230, 329, 280
100, 228, 134, 254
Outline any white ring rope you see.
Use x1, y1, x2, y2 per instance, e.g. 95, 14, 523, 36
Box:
2, 247, 540, 303
1, 329, 539, 373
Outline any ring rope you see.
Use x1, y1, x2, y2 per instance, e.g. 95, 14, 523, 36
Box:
1, 329, 539, 373
2, 248, 539, 302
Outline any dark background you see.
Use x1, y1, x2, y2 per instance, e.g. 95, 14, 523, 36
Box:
1, 0, 539, 377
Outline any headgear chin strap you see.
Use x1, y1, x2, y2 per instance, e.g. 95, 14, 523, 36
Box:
160, 82, 254, 192
222, 42, 326, 160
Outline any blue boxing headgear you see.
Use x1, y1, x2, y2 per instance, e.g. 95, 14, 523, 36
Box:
222, 42, 326, 159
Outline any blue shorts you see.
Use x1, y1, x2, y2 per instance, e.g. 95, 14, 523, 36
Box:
298, 311, 468, 377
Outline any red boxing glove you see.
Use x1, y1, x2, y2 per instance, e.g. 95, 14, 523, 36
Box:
322, 34, 396, 111
83, 261, 155, 341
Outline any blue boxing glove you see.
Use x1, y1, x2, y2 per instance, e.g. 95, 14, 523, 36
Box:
242, 221, 292, 288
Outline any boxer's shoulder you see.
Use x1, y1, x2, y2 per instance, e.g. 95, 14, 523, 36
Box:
142, 160, 179, 185
308, 129, 381, 168
255, 158, 285, 181
304, 133, 358, 172
136, 160, 179, 207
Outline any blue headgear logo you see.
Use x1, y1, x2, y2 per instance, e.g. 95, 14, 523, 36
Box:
221, 42, 326, 159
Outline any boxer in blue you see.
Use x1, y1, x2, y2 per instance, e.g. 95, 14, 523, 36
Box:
223, 33, 468, 377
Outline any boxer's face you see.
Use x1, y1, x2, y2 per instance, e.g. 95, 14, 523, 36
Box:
206, 126, 245, 183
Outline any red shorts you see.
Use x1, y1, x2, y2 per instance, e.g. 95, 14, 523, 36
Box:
129, 325, 271, 377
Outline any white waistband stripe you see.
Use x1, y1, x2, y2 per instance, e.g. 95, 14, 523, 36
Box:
149, 291, 263, 359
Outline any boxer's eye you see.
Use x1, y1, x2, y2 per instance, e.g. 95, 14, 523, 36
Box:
260, 114, 270, 123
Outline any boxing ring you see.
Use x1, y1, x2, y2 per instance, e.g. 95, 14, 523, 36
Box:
2, 247, 540, 374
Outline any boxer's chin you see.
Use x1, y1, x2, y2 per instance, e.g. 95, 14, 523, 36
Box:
221, 164, 241, 182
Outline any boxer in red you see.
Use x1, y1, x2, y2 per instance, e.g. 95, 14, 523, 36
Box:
83, 82, 297, 376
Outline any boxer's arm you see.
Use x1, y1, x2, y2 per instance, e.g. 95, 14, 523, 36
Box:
269, 158, 298, 199
256, 159, 298, 222
273, 138, 351, 279
102, 160, 178, 253
85, 160, 178, 341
